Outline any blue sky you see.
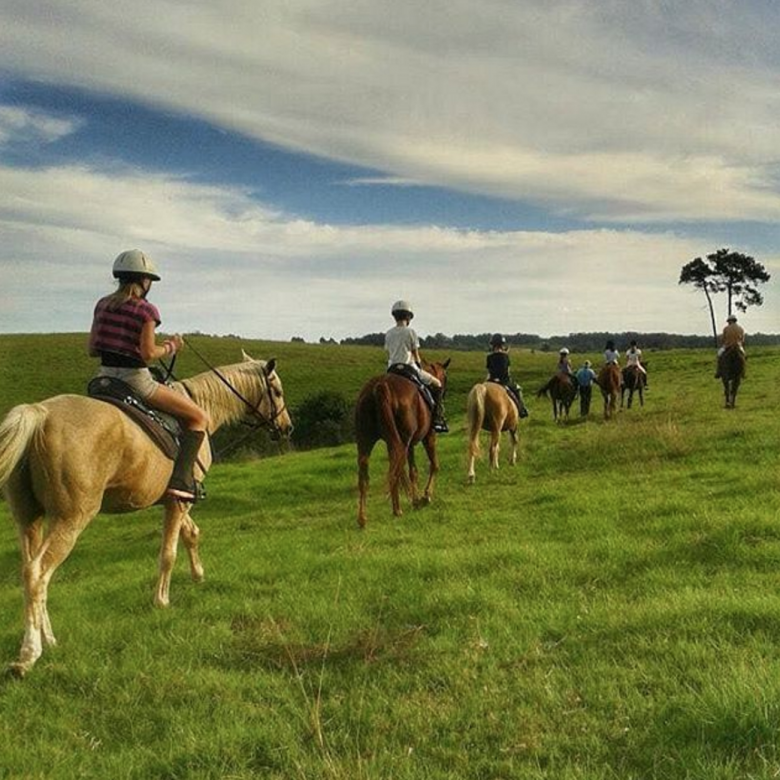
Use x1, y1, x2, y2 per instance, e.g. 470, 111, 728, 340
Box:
0, 0, 778, 341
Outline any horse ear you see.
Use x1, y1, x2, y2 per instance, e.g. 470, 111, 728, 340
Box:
264, 358, 277, 376
241, 349, 255, 362
442, 358, 451, 369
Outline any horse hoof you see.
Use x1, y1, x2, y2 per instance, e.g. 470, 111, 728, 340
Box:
467, 475, 475, 485
414, 496, 431, 508
6, 662, 29, 679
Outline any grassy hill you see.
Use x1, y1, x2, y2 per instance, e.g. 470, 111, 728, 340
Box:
0, 334, 778, 779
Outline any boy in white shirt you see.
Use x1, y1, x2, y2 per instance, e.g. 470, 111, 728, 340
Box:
385, 300, 448, 433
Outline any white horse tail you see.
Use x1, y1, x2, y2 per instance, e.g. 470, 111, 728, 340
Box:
466, 384, 487, 460
0, 403, 48, 488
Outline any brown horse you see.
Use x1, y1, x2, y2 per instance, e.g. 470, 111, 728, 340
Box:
0, 351, 292, 677
621, 363, 648, 409
466, 382, 522, 484
719, 347, 746, 409
536, 374, 578, 422
355, 360, 449, 528
598, 363, 621, 420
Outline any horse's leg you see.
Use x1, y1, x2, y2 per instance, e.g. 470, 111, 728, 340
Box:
489, 428, 500, 470
12, 512, 94, 677
509, 428, 518, 466
419, 434, 440, 505
179, 512, 204, 583
408, 445, 421, 508
466, 436, 478, 484
155, 500, 188, 607
356, 435, 376, 528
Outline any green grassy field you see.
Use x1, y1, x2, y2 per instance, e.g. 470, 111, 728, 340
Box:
0, 335, 778, 779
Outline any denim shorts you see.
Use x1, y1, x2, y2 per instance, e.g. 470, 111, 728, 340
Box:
97, 366, 160, 400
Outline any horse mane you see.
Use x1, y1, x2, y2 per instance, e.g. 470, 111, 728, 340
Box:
180, 360, 269, 429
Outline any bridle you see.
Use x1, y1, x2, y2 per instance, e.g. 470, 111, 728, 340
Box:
180, 337, 290, 438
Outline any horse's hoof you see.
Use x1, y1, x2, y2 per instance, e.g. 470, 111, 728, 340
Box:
414, 496, 431, 508
467, 475, 475, 485
6, 662, 29, 679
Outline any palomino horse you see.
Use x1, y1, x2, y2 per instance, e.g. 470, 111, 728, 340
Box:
355, 360, 449, 528
719, 347, 745, 409
536, 374, 578, 422
598, 363, 621, 420
0, 351, 291, 677
466, 382, 522, 484
621, 363, 648, 409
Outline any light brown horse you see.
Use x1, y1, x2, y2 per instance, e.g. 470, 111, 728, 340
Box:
0, 351, 291, 677
536, 374, 578, 422
466, 382, 521, 484
598, 363, 621, 420
355, 360, 449, 528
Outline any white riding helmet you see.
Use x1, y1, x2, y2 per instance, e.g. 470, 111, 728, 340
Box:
112, 249, 160, 281
727, 314, 738, 322
559, 347, 570, 355
391, 300, 414, 319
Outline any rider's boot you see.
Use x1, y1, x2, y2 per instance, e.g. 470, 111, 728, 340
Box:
167, 430, 206, 502
431, 388, 449, 434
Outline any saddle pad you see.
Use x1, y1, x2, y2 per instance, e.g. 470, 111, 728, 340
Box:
87, 376, 180, 460
386, 364, 435, 410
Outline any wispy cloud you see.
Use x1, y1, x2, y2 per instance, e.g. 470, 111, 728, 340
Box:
2, 1, 780, 221
0, 105, 82, 147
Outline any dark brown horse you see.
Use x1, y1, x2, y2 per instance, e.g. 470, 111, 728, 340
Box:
621, 362, 648, 409
598, 363, 621, 420
536, 374, 578, 422
719, 347, 745, 409
355, 360, 449, 528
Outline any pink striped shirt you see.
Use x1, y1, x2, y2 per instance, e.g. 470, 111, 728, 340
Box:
90, 296, 161, 365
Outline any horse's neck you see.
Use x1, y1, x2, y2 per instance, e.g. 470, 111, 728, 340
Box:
179, 373, 262, 433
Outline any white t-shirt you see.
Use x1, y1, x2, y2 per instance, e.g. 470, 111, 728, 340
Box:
604, 349, 620, 364
385, 324, 419, 366
626, 347, 642, 366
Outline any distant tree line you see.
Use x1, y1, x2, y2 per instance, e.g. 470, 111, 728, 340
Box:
335, 330, 778, 351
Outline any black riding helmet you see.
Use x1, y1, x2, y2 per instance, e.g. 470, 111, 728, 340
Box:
490, 333, 507, 348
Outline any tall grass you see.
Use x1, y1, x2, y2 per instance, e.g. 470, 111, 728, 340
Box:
0, 335, 778, 779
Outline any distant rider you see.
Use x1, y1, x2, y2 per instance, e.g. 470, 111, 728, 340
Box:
715, 314, 746, 378
625, 339, 648, 387
88, 249, 209, 501
486, 333, 528, 418
384, 300, 448, 433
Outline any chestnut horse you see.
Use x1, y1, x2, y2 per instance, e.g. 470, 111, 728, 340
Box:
598, 363, 621, 420
536, 374, 578, 422
621, 363, 648, 409
355, 360, 449, 528
0, 351, 291, 676
466, 382, 522, 484
719, 347, 745, 409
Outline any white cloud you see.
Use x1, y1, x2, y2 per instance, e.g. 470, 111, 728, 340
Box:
0, 105, 82, 146
2, 0, 780, 220
0, 162, 777, 339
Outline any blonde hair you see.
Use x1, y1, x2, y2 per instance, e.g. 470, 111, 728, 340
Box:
104, 280, 146, 310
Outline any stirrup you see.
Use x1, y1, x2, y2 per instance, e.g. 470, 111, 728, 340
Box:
433, 420, 449, 434
166, 480, 206, 503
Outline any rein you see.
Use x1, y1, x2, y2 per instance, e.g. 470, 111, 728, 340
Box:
181, 337, 289, 437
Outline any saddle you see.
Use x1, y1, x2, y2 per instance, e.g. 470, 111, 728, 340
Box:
387, 364, 436, 411
87, 376, 181, 459
488, 379, 529, 418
